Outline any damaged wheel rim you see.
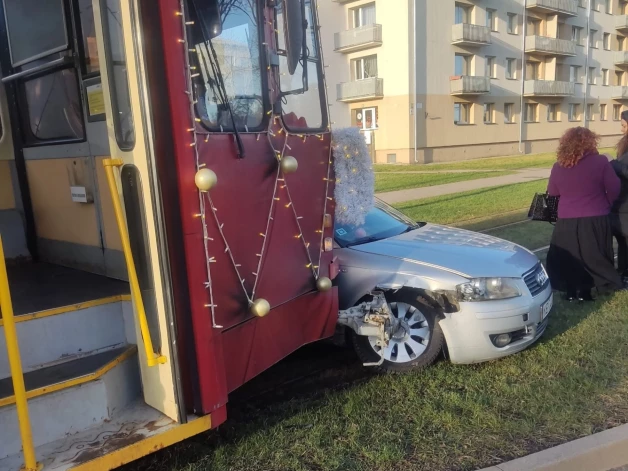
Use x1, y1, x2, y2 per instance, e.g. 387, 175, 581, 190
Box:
369, 302, 430, 363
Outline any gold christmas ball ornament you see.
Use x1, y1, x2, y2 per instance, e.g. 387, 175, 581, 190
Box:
316, 276, 332, 292
194, 168, 217, 191
280, 155, 298, 174
250, 298, 271, 318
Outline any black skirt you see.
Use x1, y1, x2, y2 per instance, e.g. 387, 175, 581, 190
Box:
546, 215, 622, 294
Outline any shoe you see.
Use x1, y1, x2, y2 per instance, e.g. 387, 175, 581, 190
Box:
578, 290, 595, 302
563, 291, 577, 302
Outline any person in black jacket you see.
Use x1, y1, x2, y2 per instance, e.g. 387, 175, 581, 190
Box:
609, 110, 628, 280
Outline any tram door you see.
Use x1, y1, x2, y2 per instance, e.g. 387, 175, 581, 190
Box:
91, 0, 182, 421
0, 76, 27, 261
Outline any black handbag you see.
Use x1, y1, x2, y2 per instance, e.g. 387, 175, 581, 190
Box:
528, 193, 559, 223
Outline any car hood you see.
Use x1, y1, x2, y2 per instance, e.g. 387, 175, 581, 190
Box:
349, 223, 539, 279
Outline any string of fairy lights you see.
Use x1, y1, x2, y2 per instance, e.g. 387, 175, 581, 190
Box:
176, 0, 333, 325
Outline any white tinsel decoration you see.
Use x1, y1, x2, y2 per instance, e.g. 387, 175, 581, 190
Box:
332, 127, 375, 226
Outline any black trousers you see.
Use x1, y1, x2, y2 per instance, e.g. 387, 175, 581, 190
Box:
610, 212, 628, 276
547, 215, 622, 294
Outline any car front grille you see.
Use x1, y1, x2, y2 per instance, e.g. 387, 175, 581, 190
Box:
523, 264, 550, 297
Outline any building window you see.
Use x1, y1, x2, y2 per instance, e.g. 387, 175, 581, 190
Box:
454, 54, 470, 76
485, 56, 496, 78
507, 13, 518, 34
527, 18, 541, 36
352, 3, 376, 28
486, 9, 497, 31
352, 55, 378, 80
606, 0, 612, 13
617, 70, 625, 86
590, 30, 597, 48
547, 104, 560, 122
527, 61, 541, 80
586, 104, 595, 121
525, 103, 538, 123
570, 65, 581, 83
588, 67, 597, 85
455, 3, 470, 25
620, 36, 626, 52
569, 103, 581, 121
506, 58, 517, 79
454, 103, 472, 125
601, 103, 607, 120
603, 68, 610, 86
615, 104, 622, 120
353, 107, 378, 130
572, 26, 583, 45
604, 33, 611, 50
593, 0, 600, 11
504, 103, 515, 123
484, 103, 495, 123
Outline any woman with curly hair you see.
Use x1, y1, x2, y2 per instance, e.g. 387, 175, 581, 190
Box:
546, 127, 623, 301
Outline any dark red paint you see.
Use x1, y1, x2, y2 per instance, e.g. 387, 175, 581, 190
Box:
158, 0, 337, 422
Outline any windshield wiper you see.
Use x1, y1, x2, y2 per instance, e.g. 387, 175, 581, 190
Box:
190, 0, 245, 158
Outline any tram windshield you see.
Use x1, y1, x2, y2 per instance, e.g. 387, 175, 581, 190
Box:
189, 0, 264, 130
188, 0, 325, 132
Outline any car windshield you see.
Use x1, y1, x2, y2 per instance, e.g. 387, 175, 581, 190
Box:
335, 199, 423, 247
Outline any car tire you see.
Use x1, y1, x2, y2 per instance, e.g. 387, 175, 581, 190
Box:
351, 290, 445, 373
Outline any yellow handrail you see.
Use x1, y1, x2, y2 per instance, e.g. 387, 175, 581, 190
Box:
0, 236, 41, 471
103, 159, 166, 367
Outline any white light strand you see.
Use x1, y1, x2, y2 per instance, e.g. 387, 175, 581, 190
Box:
179, 0, 221, 328
267, 129, 318, 278
179, 1, 334, 319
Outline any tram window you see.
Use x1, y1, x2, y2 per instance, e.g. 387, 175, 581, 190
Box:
280, 59, 322, 130
3, 0, 68, 67
276, 1, 326, 131
189, 0, 264, 130
277, 0, 325, 130
78, 0, 100, 75
20, 68, 84, 142
102, 0, 135, 150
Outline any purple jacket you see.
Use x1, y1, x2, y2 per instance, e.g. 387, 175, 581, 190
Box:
547, 152, 620, 219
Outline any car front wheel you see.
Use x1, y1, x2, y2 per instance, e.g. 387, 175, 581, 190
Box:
351, 291, 445, 373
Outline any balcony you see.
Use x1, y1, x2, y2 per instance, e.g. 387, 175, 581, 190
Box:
334, 24, 383, 54
525, 36, 576, 57
615, 51, 628, 66
451, 24, 491, 47
526, 0, 578, 17
524, 80, 575, 97
612, 86, 628, 100
617, 15, 628, 32
337, 77, 384, 102
450, 76, 491, 95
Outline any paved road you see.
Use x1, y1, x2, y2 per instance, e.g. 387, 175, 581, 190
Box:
376, 168, 551, 205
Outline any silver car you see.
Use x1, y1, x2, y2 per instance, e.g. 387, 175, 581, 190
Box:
334, 199, 553, 373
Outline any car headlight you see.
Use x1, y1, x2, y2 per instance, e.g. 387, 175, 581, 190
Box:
456, 277, 522, 302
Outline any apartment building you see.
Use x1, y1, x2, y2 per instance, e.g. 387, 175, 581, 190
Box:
319, 0, 628, 164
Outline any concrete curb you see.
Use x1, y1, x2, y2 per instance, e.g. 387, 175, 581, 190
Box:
477, 423, 628, 471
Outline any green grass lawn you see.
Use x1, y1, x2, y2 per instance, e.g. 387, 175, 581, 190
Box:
374, 171, 511, 193
394, 179, 548, 227
374, 147, 615, 173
